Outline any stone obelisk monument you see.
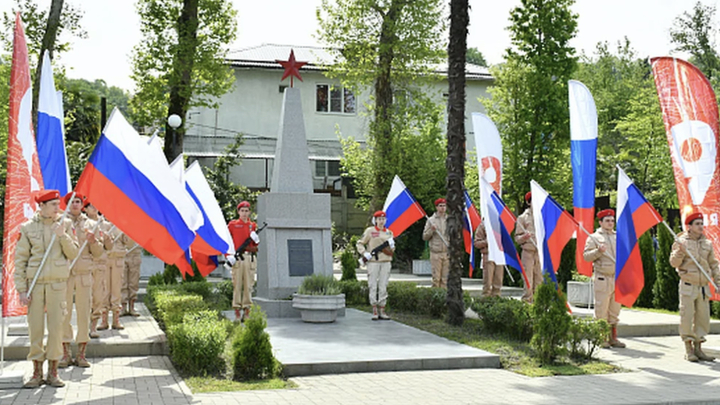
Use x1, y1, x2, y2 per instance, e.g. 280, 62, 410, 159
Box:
254, 74, 333, 316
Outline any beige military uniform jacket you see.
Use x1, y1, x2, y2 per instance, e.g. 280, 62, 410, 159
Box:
422, 213, 448, 254
107, 224, 131, 258
90, 216, 114, 267
670, 231, 720, 286
583, 229, 616, 277
357, 226, 394, 262
473, 223, 489, 255
515, 209, 537, 252
14, 213, 79, 293
69, 212, 104, 274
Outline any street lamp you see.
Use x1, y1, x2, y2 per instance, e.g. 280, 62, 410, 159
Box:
168, 114, 182, 130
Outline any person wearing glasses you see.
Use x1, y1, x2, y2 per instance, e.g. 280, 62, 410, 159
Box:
583, 209, 625, 349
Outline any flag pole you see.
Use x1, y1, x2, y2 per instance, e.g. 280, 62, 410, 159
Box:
660, 221, 718, 291
68, 219, 102, 271
424, 215, 450, 247
27, 191, 76, 297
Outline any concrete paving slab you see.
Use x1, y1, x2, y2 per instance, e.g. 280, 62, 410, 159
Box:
1, 303, 166, 360
251, 308, 500, 376
0, 370, 24, 389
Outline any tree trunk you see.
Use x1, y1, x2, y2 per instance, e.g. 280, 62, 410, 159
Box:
445, 0, 469, 326
370, 1, 401, 211
164, 0, 199, 163
32, 0, 65, 134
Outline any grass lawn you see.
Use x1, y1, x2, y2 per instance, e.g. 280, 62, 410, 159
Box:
360, 307, 625, 377
184, 376, 297, 393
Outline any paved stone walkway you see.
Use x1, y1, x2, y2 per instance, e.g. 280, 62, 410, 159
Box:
4, 335, 720, 404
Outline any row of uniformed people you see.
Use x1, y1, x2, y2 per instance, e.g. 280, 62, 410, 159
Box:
14, 191, 141, 388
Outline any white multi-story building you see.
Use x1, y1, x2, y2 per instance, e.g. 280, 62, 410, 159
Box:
184, 44, 493, 233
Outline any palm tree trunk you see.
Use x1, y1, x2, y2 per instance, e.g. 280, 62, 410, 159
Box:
445, 0, 469, 326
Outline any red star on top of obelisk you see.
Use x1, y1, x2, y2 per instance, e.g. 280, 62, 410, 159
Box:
276, 49, 307, 88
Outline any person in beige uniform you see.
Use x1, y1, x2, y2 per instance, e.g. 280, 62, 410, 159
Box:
100, 223, 131, 330
583, 209, 625, 349
15, 190, 79, 388
357, 211, 395, 320
473, 221, 503, 297
515, 192, 542, 303
121, 237, 142, 317
670, 212, 720, 362
422, 198, 449, 288
60, 194, 103, 368
84, 202, 113, 339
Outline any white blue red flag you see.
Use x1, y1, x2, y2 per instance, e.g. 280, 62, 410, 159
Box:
472, 112, 503, 193
383, 175, 426, 236
531, 181, 578, 283
75, 108, 202, 265
463, 190, 482, 277
569, 80, 597, 277
37, 51, 71, 197
615, 167, 662, 307
480, 178, 527, 284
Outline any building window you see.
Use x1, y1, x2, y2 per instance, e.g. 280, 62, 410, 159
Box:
314, 160, 342, 177
316, 84, 355, 114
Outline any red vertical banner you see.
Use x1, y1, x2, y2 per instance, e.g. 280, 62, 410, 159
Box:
2, 13, 45, 317
651, 57, 720, 298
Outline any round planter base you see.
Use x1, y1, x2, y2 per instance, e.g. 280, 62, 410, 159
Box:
300, 309, 338, 323
292, 294, 346, 323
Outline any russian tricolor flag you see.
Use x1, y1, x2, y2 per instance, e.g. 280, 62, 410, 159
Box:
75, 108, 203, 265
480, 178, 527, 284
616, 167, 662, 307
463, 190, 482, 277
569, 80, 598, 277
37, 51, 71, 196
383, 176, 426, 236
531, 181, 578, 283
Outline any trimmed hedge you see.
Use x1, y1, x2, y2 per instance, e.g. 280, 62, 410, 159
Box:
471, 296, 533, 342
168, 310, 228, 376
155, 291, 208, 328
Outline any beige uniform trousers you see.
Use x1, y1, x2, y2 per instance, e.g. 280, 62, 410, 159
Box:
122, 252, 142, 304
430, 252, 449, 288
63, 272, 93, 344
679, 281, 711, 343
482, 259, 503, 297
232, 253, 256, 309
367, 261, 392, 307
28, 281, 68, 361
594, 272, 621, 326
92, 265, 108, 320
106, 257, 125, 313
521, 249, 542, 303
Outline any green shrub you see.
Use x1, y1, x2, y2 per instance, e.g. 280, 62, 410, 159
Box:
339, 280, 369, 306
415, 287, 447, 318
471, 296, 533, 341
155, 291, 208, 328
340, 249, 358, 281
215, 279, 235, 303
177, 280, 212, 300
531, 277, 572, 364
653, 222, 679, 311
232, 305, 279, 381
185, 261, 207, 282
168, 310, 228, 376
568, 317, 610, 361
386, 282, 419, 312
148, 272, 165, 286
557, 242, 575, 293
163, 264, 180, 284
636, 232, 657, 308
297, 274, 342, 295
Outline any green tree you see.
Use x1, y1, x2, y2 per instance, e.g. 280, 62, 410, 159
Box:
466, 47, 487, 67
532, 276, 571, 364
653, 221, 679, 311
130, 0, 238, 163
670, 1, 720, 83
317, 0, 446, 210
483, 0, 578, 213
203, 134, 257, 222
60, 78, 131, 143
635, 231, 657, 308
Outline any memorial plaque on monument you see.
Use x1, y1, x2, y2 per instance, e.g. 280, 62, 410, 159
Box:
288, 239, 314, 276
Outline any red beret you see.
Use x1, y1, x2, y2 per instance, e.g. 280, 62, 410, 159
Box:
35, 190, 60, 204
373, 211, 386, 218
435, 198, 446, 206
63, 192, 84, 206
686, 212, 704, 225
237, 201, 251, 209
597, 209, 615, 220
525, 192, 532, 202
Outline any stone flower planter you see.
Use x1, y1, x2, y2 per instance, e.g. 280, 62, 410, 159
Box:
567, 281, 594, 308
412, 259, 432, 276
292, 293, 346, 323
